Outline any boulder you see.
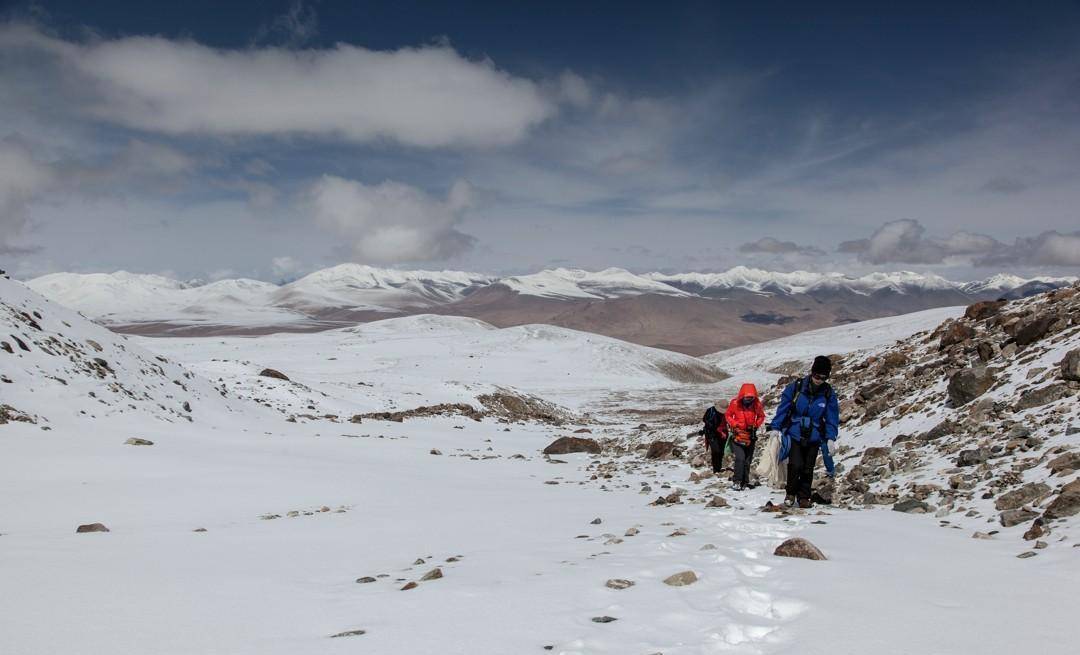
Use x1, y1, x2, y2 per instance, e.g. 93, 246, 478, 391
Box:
773, 537, 827, 560
976, 341, 996, 363
939, 322, 975, 349
1015, 315, 1059, 347
662, 570, 699, 586
259, 368, 290, 381
918, 420, 958, 442
1048, 452, 1080, 475
705, 495, 729, 508
994, 483, 1051, 511
76, 523, 109, 533
645, 440, 682, 460
965, 300, 1006, 321
999, 508, 1039, 527
1014, 383, 1070, 411
1043, 492, 1080, 519
542, 436, 601, 455
947, 367, 995, 406
1060, 349, 1080, 382
956, 448, 990, 467
420, 568, 443, 581
1022, 518, 1046, 541
892, 498, 930, 514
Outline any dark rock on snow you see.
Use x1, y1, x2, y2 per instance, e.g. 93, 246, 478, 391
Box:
259, 368, 290, 381
542, 436, 601, 455
947, 367, 995, 406
773, 537, 827, 560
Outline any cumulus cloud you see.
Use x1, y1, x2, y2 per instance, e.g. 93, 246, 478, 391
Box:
838, 219, 1003, 265
307, 176, 476, 264
741, 237, 824, 256
0, 23, 555, 148
975, 231, 1080, 267
0, 141, 54, 253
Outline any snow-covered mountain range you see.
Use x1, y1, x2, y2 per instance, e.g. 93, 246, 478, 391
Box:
25, 264, 1077, 354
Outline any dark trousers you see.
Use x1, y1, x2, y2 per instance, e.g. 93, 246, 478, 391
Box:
706, 434, 725, 472
786, 438, 819, 500
732, 440, 755, 485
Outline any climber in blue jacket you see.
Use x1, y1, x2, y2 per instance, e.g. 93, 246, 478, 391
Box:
769, 355, 840, 508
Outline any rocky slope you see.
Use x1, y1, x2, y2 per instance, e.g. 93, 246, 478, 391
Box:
754, 282, 1080, 545
0, 276, 251, 426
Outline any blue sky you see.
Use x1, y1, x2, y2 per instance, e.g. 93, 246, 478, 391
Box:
2, 0, 1079, 280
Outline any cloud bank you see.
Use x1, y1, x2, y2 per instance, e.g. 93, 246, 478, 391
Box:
741, 237, 824, 256
0, 141, 54, 253
308, 176, 476, 264
0, 23, 555, 148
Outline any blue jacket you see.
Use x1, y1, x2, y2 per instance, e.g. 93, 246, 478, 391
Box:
770, 376, 839, 461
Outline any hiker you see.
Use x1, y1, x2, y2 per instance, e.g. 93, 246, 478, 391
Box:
768, 356, 839, 508
700, 400, 728, 474
725, 383, 764, 490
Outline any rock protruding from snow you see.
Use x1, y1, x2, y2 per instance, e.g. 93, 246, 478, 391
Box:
543, 436, 601, 455
773, 538, 827, 560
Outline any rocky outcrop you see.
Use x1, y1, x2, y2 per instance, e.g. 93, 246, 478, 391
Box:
947, 367, 995, 406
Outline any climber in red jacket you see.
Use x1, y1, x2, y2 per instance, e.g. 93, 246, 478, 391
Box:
725, 383, 765, 490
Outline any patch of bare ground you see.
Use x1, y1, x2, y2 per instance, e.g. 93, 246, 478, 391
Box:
652, 360, 729, 384
352, 389, 572, 425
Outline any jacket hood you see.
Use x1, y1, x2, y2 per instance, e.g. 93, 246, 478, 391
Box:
737, 383, 759, 400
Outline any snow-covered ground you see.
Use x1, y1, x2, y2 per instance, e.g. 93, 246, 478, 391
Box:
2, 277, 1077, 654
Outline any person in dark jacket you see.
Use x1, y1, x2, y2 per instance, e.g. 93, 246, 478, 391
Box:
700, 401, 728, 474
725, 383, 765, 490
768, 356, 840, 508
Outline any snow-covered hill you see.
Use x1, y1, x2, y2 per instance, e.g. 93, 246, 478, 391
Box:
0, 276, 252, 425
142, 314, 727, 415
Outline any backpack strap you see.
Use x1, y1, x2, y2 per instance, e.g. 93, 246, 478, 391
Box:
780, 378, 804, 432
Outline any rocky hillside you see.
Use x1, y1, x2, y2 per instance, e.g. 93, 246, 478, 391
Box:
0, 276, 249, 426
760, 282, 1080, 547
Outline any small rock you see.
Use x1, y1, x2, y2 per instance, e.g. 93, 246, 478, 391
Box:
605, 578, 635, 590
971, 531, 993, 540
329, 629, 366, 638
591, 616, 618, 623
401, 582, 418, 591
1022, 518, 1046, 541
644, 440, 681, 460
76, 523, 109, 533
699, 543, 717, 550
1016, 551, 1037, 559
590, 517, 602, 525
956, 448, 990, 467
124, 437, 154, 446
662, 570, 698, 586
430, 448, 442, 455
774, 537, 826, 560
1060, 349, 1080, 382
668, 528, 689, 537
705, 495, 729, 508
259, 368, 290, 381
192, 528, 207, 532
355, 576, 377, 583
1034, 540, 1048, 550
420, 568, 443, 581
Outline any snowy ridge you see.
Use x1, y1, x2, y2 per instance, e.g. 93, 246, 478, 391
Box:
499, 267, 690, 300
25, 265, 1077, 327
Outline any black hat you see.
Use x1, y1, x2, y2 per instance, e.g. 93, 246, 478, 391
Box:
811, 355, 832, 377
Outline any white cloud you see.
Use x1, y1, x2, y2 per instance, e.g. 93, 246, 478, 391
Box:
271, 255, 303, 279
838, 219, 1003, 265
307, 176, 476, 264
0, 23, 555, 148
741, 237, 824, 256
0, 140, 54, 253
976, 231, 1080, 267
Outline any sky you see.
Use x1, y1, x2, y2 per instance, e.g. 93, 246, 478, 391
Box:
1, 0, 1080, 282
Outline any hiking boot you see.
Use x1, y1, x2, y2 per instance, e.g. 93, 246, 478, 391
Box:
783, 495, 796, 508
731, 482, 744, 492
798, 498, 813, 509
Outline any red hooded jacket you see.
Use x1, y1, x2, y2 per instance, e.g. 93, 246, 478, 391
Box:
725, 383, 765, 445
